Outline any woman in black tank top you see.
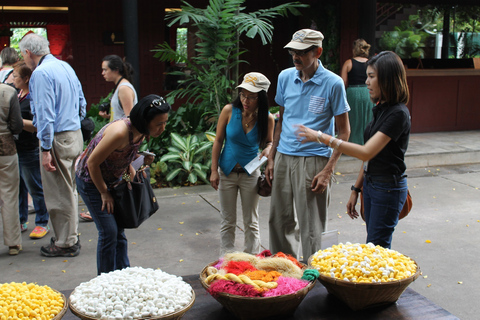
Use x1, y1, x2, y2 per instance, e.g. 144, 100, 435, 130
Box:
340, 39, 374, 145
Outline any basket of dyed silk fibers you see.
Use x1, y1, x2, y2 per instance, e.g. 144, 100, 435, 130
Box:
199, 251, 318, 320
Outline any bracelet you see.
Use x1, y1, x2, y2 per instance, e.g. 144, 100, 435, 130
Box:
316, 131, 323, 144
266, 142, 273, 146
351, 185, 362, 193
333, 139, 343, 150
328, 136, 335, 147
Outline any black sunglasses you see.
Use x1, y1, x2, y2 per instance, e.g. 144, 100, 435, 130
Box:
288, 47, 316, 57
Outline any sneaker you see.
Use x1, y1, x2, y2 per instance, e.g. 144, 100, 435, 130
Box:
79, 211, 93, 222
49, 236, 80, 248
9, 245, 22, 255
29, 225, 50, 239
40, 243, 80, 257
20, 223, 28, 232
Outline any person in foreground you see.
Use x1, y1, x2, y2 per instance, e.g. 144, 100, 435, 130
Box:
266, 29, 350, 260
76, 95, 170, 275
19, 33, 86, 257
296, 51, 411, 249
12, 61, 50, 239
210, 72, 275, 256
80, 55, 138, 223
0, 83, 23, 255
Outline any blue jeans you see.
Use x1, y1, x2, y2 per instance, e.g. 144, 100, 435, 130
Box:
362, 174, 408, 249
18, 149, 49, 226
76, 176, 130, 275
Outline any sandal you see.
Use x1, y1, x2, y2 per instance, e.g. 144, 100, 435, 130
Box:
9, 245, 22, 256
79, 211, 93, 222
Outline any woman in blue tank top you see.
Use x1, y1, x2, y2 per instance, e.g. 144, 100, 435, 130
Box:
210, 72, 275, 256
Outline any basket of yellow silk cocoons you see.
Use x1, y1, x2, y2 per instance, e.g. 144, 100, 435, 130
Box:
0, 281, 67, 319
308, 242, 420, 311
199, 250, 319, 320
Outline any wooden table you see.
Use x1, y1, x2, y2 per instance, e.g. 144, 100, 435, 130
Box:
62, 274, 458, 320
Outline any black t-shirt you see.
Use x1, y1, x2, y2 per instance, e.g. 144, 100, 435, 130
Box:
364, 102, 411, 175
15, 95, 39, 151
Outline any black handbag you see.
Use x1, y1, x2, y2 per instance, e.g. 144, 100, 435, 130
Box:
80, 117, 95, 141
111, 167, 159, 229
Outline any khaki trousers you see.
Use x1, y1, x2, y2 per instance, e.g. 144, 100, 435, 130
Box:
0, 154, 21, 247
40, 130, 83, 248
218, 168, 261, 256
269, 153, 331, 260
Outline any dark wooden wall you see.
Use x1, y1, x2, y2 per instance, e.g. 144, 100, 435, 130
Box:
68, 0, 169, 107
407, 72, 480, 132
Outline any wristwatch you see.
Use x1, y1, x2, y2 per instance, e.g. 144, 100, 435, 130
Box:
351, 185, 362, 193
41, 147, 51, 152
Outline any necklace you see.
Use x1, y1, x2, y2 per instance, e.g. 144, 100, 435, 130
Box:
243, 113, 256, 128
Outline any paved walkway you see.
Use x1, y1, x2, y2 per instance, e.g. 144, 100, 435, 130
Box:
1, 130, 479, 319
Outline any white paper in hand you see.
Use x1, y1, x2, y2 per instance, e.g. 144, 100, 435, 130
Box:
244, 155, 268, 174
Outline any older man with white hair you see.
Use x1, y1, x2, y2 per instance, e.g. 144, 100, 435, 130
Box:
19, 33, 86, 257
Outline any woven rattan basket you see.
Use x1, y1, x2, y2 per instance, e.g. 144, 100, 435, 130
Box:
199, 261, 316, 320
308, 255, 420, 311
68, 288, 195, 320
53, 289, 68, 320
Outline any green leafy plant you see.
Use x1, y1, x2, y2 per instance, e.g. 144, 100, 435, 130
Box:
87, 92, 112, 136
152, 0, 307, 120
160, 132, 214, 185
149, 161, 168, 187
379, 18, 430, 58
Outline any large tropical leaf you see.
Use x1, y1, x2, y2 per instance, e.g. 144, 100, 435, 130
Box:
160, 153, 181, 162
194, 142, 213, 155
188, 172, 198, 184
166, 168, 183, 182
170, 132, 188, 151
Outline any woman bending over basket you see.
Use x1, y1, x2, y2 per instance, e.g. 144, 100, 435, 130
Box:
76, 95, 170, 274
295, 51, 410, 249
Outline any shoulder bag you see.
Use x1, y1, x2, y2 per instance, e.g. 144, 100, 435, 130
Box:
111, 167, 159, 229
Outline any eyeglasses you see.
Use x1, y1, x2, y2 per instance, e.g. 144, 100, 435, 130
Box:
239, 92, 258, 102
150, 97, 166, 109
288, 47, 315, 57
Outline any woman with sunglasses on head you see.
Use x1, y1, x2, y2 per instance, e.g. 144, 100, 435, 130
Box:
76, 95, 170, 274
210, 72, 275, 256
296, 51, 410, 249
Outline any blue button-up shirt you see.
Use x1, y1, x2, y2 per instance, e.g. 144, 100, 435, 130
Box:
275, 60, 350, 157
29, 54, 86, 150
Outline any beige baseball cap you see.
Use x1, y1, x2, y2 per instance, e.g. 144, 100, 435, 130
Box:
236, 72, 271, 93
284, 29, 324, 50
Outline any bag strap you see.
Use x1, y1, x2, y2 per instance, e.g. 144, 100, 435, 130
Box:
2, 69, 13, 83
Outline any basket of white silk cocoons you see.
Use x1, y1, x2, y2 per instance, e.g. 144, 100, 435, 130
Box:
68, 267, 195, 320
